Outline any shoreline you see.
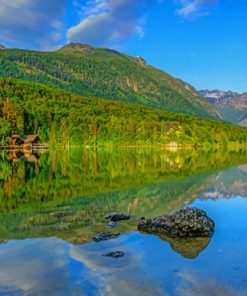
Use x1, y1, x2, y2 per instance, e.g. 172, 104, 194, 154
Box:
1, 142, 247, 152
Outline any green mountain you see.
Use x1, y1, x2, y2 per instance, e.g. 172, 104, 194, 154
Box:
0, 43, 218, 119
0, 78, 247, 146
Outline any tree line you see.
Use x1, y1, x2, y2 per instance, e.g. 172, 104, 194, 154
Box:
1, 78, 247, 147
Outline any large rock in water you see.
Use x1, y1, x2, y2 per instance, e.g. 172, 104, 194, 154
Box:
138, 208, 215, 238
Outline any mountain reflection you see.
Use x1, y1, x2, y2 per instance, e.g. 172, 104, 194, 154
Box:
159, 236, 211, 259
0, 148, 247, 244
201, 164, 247, 200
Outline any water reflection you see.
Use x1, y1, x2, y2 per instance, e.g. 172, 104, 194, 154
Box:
7, 150, 42, 163
0, 148, 247, 243
156, 236, 211, 259
0, 149, 247, 295
201, 165, 247, 200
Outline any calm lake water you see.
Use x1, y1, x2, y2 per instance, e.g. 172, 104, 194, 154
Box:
0, 148, 247, 295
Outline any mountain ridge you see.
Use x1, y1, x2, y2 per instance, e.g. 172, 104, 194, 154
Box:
0, 43, 218, 120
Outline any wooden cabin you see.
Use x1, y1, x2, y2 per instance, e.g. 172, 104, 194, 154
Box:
8, 134, 23, 147
5, 134, 47, 151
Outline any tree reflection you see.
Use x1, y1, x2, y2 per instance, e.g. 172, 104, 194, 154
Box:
0, 147, 246, 243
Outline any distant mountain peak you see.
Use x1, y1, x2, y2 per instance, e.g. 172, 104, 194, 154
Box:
58, 42, 94, 53
0, 44, 5, 49
200, 89, 247, 103
200, 89, 247, 126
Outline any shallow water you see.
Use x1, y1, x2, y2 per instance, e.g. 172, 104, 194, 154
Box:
0, 148, 247, 295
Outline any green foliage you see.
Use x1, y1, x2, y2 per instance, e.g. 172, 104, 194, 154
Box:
0, 117, 11, 145
1, 79, 247, 146
0, 44, 218, 119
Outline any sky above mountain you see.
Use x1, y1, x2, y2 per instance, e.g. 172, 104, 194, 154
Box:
0, 0, 246, 92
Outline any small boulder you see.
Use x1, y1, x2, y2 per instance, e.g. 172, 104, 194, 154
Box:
104, 212, 130, 222
138, 207, 215, 238
93, 232, 121, 242
103, 251, 125, 258
106, 221, 117, 228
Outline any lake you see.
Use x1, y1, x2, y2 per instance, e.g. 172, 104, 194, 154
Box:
0, 148, 247, 295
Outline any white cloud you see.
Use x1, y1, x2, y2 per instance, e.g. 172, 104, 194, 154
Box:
0, 0, 66, 50
0, 0, 218, 50
67, 0, 155, 47
0, 239, 71, 294
175, 0, 218, 18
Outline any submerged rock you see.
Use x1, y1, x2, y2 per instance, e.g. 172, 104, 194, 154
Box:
138, 207, 215, 238
104, 212, 130, 222
92, 232, 121, 242
103, 251, 125, 258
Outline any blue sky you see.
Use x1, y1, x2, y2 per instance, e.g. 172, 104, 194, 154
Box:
0, 0, 246, 92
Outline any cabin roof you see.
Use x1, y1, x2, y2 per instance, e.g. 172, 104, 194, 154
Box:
10, 134, 20, 138
24, 135, 40, 142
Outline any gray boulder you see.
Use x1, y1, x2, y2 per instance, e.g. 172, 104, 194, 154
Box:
137, 207, 215, 238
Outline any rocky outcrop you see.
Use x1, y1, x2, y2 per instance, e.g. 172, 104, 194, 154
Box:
104, 212, 130, 222
133, 56, 147, 66
138, 207, 215, 238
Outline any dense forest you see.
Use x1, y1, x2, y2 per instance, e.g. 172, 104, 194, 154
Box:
1, 79, 247, 147
0, 43, 218, 119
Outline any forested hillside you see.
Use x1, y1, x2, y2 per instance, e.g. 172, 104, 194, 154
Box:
0, 79, 247, 147
0, 43, 218, 119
